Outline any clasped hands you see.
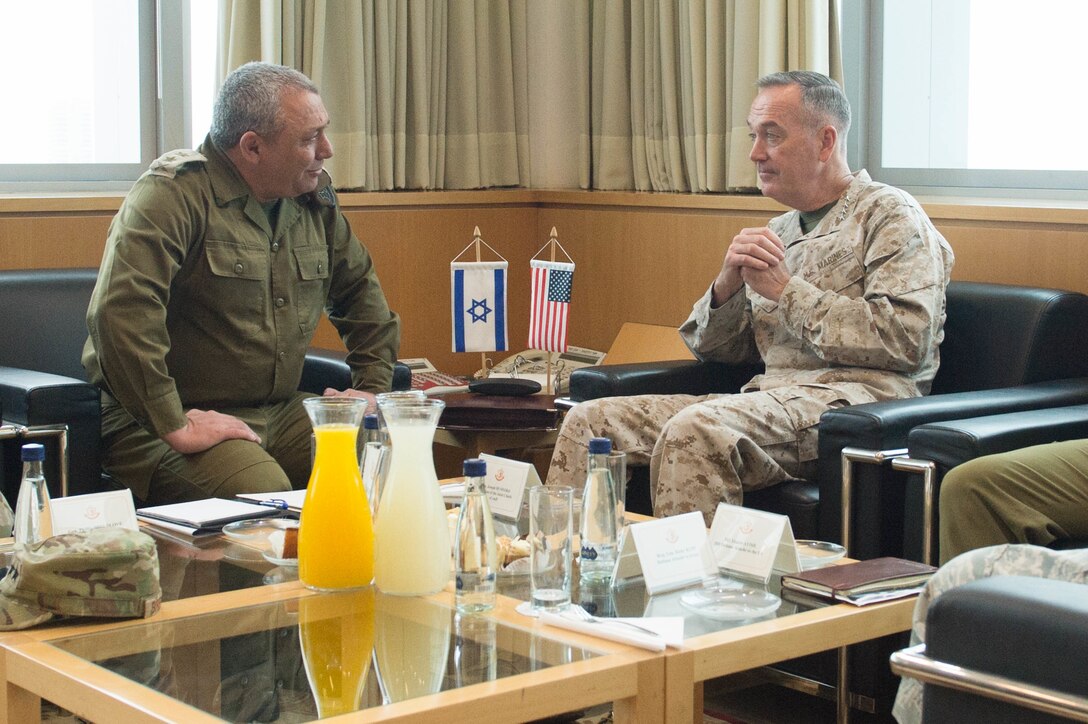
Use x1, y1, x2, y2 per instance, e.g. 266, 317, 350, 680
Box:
711, 226, 791, 307
162, 388, 376, 455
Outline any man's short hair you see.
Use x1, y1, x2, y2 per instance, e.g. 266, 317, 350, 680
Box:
210, 62, 320, 149
757, 70, 851, 139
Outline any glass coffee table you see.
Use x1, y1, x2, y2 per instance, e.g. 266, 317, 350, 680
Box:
0, 526, 913, 723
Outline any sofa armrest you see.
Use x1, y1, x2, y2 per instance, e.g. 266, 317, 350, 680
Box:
298, 350, 412, 395
815, 377, 1088, 555
0, 365, 101, 498
921, 576, 1088, 720
569, 360, 763, 402
908, 403, 1088, 470
299, 349, 352, 394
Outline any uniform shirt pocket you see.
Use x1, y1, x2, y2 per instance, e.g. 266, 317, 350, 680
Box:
203, 241, 267, 326
292, 245, 330, 333
764, 385, 852, 462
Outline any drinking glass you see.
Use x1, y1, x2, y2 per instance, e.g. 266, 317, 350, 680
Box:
529, 485, 574, 612
608, 450, 627, 533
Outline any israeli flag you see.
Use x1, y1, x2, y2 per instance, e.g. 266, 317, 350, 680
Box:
451, 261, 508, 353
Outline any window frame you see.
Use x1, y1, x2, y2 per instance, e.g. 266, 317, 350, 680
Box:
0, 0, 193, 193
842, 0, 1088, 197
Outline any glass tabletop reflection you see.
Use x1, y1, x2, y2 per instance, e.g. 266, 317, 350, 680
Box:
47, 588, 599, 722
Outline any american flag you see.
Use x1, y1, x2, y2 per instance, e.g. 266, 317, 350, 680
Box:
528, 259, 575, 352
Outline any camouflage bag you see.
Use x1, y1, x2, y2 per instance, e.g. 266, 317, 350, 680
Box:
0, 527, 161, 630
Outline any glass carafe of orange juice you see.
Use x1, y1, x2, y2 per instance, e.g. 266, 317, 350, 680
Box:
299, 587, 375, 717
373, 397, 449, 595
299, 397, 373, 590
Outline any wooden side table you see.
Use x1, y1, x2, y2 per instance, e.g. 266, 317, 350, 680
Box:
432, 393, 562, 457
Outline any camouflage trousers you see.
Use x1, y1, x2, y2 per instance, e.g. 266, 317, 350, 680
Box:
546, 386, 859, 526
892, 544, 1088, 723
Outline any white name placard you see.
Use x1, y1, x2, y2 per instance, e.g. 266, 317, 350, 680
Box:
50, 490, 139, 535
706, 502, 801, 583
479, 453, 541, 520
617, 512, 717, 595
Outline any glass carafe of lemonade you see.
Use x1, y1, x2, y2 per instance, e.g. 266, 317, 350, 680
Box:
373, 397, 449, 595
299, 587, 375, 717
299, 397, 374, 590
373, 591, 452, 703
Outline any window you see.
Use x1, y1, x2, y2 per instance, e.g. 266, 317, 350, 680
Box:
848, 0, 1088, 194
0, 0, 218, 192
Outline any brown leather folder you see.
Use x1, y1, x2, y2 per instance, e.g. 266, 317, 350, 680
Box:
436, 393, 560, 430
780, 557, 936, 605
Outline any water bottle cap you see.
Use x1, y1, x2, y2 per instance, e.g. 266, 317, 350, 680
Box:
588, 437, 612, 454
363, 414, 380, 429
21, 443, 45, 462
463, 458, 486, 477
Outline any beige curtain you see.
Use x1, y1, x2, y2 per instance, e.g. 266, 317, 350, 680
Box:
220, 0, 527, 190
219, 0, 840, 193
589, 0, 843, 192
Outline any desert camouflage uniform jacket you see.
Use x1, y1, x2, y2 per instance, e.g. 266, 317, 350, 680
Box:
681, 170, 954, 403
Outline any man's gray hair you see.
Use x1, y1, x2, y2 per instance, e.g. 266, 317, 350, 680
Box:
757, 70, 851, 138
210, 62, 319, 149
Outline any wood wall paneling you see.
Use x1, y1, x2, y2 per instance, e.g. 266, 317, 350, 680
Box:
4, 192, 1088, 377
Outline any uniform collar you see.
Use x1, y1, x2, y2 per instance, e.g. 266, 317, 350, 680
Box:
196, 134, 335, 239
787, 169, 872, 244
196, 134, 335, 212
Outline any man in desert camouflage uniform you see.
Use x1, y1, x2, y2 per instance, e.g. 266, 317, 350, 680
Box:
892, 544, 1088, 722
83, 62, 400, 505
547, 71, 954, 524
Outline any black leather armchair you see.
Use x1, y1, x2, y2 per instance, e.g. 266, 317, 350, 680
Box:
0, 268, 410, 504
890, 576, 1088, 723
570, 281, 1088, 553
568, 281, 1088, 717
0, 269, 102, 501
897, 403, 1088, 562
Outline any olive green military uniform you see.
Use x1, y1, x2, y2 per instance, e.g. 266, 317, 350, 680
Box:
547, 171, 954, 525
938, 439, 1088, 563
83, 136, 400, 504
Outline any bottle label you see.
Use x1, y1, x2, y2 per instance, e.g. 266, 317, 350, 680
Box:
580, 544, 598, 560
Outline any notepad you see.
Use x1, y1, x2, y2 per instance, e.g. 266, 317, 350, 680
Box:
136, 498, 283, 536
780, 557, 936, 606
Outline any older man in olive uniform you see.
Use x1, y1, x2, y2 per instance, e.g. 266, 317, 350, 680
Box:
83, 62, 400, 505
546, 71, 954, 525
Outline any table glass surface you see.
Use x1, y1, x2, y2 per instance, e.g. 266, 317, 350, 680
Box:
34, 517, 844, 722
142, 511, 837, 642
46, 588, 600, 722
143, 525, 301, 600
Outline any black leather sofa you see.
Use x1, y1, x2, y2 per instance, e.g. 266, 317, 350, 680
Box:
569, 281, 1088, 557
0, 268, 410, 505
891, 575, 1088, 723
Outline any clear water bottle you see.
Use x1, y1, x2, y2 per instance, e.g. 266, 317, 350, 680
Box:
359, 413, 386, 518
14, 443, 52, 548
579, 437, 618, 582
454, 458, 498, 614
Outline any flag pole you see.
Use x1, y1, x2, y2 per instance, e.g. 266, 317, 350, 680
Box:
545, 227, 558, 395
473, 226, 488, 376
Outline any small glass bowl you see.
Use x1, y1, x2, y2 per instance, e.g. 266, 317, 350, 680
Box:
679, 584, 782, 621
795, 540, 846, 569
